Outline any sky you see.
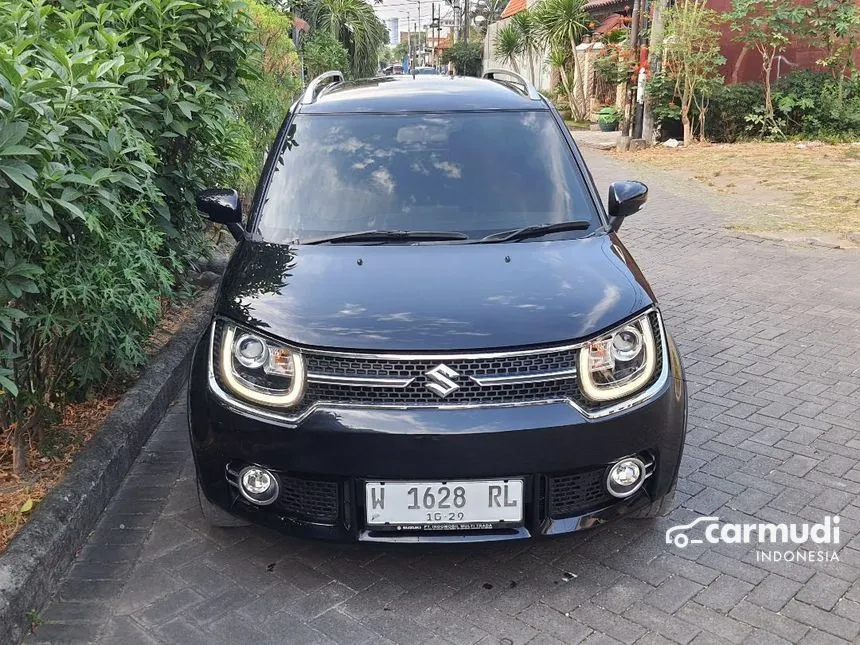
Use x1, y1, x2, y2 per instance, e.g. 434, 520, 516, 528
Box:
372, 0, 455, 31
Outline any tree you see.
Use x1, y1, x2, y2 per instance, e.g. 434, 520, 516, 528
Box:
726, 0, 806, 124
547, 47, 574, 114
511, 10, 540, 85
303, 31, 350, 78
441, 41, 483, 76
662, 0, 725, 145
494, 23, 523, 74
805, 0, 860, 101
309, 0, 389, 78
472, 0, 507, 35
533, 0, 590, 120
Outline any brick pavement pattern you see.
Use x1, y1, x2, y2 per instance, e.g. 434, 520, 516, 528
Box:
27, 148, 860, 644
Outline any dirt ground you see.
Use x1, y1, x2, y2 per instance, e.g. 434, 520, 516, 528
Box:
616, 142, 860, 246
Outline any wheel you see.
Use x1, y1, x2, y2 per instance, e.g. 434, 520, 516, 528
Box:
629, 483, 676, 519
197, 478, 250, 528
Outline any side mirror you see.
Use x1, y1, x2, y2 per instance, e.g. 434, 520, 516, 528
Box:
607, 181, 648, 231
196, 188, 245, 241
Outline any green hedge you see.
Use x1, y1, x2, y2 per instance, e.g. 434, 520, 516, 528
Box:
650, 71, 860, 142
0, 0, 259, 469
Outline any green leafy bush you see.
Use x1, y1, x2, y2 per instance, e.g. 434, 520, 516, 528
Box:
303, 31, 350, 81
238, 1, 302, 197
771, 70, 860, 139
705, 82, 766, 142
0, 0, 258, 472
441, 41, 483, 77
598, 106, 621, 123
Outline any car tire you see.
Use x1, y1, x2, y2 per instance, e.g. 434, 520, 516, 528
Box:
197, 479, 250, 528
629, 483, 676, 519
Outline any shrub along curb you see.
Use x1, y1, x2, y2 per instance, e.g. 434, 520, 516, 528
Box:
0, 287, 217, 645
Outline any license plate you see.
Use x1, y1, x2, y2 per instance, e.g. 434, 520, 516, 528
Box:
365, 479, 523, 529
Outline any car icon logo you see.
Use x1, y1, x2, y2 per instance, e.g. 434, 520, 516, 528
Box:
665, 516, 720, 548
424, 363, 460, 398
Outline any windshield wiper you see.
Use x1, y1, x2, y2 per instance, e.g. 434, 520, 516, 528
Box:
476, 220, 592, 244
301, 230, 470, 245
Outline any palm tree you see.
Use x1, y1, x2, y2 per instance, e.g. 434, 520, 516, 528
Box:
310, 0, 389, 78
547, 47, 573, 113
494, 23, 522, 74
472, 0, 508, 35
533, 0, 590, 119
511, 10, 540, 85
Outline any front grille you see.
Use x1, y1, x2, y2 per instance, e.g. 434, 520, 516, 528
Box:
305, 351, 575, 378
303, 376, 577, 407
548, 468, 614, 518
305, 349, 578, 407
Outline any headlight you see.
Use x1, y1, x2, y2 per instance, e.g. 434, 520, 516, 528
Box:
215, 322, 305, 407
577, 313, 657, 403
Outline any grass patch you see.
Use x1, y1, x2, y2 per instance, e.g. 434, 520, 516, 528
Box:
618, 142, 860, 239
566, 120, 592, 130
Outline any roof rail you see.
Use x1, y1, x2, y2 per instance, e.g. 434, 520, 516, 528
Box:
301, 70, 344, 105
482, 69, 541, 101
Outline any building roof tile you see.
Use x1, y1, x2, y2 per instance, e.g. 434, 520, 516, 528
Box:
500, 0, 527, 19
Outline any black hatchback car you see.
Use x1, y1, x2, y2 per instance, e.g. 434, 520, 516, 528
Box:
190, 70, 687, 542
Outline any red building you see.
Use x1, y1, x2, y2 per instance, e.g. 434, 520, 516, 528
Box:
582, 0, 860, 85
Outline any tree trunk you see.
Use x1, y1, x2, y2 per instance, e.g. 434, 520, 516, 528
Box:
763, 54, 774, 120
681, 104, 693, 147
528, 49, 535, 85
731, 46, 749, 84
643, 0, 669, 143
13, 426, 27, 475
570, 37, 587, 120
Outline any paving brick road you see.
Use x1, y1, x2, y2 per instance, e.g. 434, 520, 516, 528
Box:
28, 148, 860, 645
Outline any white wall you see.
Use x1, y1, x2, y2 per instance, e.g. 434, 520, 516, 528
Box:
483, 16, 551, 92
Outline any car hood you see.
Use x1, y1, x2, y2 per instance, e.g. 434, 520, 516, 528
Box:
217, 235, 655, 351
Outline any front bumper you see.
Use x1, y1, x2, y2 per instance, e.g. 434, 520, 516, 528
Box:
188, 333, 687, 543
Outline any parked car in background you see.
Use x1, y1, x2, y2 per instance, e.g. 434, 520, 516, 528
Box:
191, 70, 687, 543
412, 66, 439, 75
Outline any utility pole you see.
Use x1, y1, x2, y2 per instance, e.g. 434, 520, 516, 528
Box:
418, 1, 422, 65
463, 0, 469, 43
407, 11, 411, 71
642, 0, 667, 144
620, 0, 642, 144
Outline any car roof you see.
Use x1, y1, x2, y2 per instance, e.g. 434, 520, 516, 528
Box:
300, 76, 548, 114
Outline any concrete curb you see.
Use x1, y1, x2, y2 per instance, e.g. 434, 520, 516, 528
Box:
0, 288, 216, 645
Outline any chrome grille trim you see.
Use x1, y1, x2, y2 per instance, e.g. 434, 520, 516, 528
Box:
307, 373, 416, 388
469, 367, 578, 386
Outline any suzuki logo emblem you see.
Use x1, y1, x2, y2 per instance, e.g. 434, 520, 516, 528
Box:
425, 364, 460, 398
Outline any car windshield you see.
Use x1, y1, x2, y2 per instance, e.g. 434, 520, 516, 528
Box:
255, 111, 599, 243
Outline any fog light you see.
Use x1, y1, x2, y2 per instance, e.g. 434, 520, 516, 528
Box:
605, 457, 646, 498
238, 466, 279, 505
